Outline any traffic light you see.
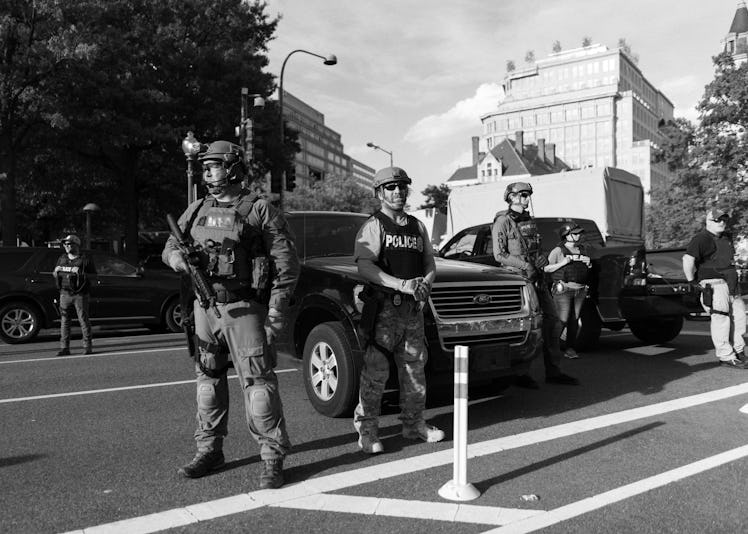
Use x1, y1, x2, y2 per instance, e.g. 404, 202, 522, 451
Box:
286, 163, 297, 192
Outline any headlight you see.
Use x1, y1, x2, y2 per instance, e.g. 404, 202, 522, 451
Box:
525, 283, 539, 313
353, 284, 365, 313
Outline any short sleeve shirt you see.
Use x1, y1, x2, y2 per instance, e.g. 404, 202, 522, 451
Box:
685, 230, 738, 292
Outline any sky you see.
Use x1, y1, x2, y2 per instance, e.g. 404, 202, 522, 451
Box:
262, 0, 740, 206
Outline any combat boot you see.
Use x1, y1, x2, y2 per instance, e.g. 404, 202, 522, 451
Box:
259, 458, 284, 489
177, 450, 225, 478
402, 421, 445, 443
357, 433, 384, 454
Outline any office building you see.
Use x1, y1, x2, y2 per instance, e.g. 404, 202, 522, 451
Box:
479, 43, 674, 197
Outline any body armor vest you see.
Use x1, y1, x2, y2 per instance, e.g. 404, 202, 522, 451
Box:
56, 255, 90, 293
373, 211, 425, 280
550, 244, 590, 283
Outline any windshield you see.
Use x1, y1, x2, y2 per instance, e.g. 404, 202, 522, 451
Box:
287, 212, 369, 260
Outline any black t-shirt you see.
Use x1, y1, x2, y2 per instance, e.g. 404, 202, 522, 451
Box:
685, 230, 738, 293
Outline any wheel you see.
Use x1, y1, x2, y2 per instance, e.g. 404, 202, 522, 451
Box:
164, 299, 183, 333
302, 321, 361, 418
575, 300, 602, 351
0, 301, 42, 344
628, 316, 683, 344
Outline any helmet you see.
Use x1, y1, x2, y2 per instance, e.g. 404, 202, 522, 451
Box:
372, 166, 412, 189
503, 182, 533, 203
62, 234, 81, 246
198, 140, 247, 184
558, 222, 584, 239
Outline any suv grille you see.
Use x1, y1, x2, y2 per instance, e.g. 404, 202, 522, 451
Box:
430, 282, 524, 320
442, 331, 527, 350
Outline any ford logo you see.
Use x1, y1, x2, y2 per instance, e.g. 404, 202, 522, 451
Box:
473, 293, 492, 305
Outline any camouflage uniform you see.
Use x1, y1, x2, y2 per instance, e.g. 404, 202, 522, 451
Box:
163, 192, 299, 460
492, 209, 565, 377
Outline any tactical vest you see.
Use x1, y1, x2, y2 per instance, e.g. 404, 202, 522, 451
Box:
550, 244, 590, 284
189, 194, 268, 291
56, 254, 90, 293
494, 210, 541, 261
373, 211, 425, 280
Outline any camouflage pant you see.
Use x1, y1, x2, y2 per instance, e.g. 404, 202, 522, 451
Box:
354, 298, 427, 436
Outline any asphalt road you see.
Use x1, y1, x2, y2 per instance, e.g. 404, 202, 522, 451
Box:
1, 320, 747, 534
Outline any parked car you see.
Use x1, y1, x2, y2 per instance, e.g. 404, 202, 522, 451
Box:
277, 211, 543, 418
0, 247, 183, 344
439, 217, 701, 348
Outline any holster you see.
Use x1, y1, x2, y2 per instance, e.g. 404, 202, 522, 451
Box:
702, 283, 713, 309
358, 285, 381, 346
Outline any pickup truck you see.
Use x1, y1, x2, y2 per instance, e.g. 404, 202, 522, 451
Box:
439, 217, 701, 349
278, 211, 543, 417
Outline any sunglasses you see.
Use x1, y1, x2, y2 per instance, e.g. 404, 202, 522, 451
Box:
516, 192, 532, 199
383, 183, 409, 191
710, 217, 729, 223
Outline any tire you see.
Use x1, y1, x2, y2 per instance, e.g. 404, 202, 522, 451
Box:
164, 299, 183, 333
0, 301, 42, 344
575, 300, 602, 351
628, 316, 684, 344
302, 321, 361, 418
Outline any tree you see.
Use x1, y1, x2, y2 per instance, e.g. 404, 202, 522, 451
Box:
617, 37, 640, 64
524, 50, 535, 65
582, 36, 592, 47
284, 173, 380, 214
418, 184, 450, 214
0, 0, 94, 246
552, 40, 562, 53
506, 60, 516, 73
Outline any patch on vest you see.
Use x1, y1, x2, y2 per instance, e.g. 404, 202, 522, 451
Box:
205, 213, 236, 229
384, 234, 423, 252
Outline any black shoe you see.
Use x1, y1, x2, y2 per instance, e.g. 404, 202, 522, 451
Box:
546, 373, 580, 385
720, 358, 748, 370
514, 374, 540, 389
56, 348, 70, 357
259, 458, 284, 489
177, 451, 225, 478
737, 350, 748, 363
84, 347, 93, 355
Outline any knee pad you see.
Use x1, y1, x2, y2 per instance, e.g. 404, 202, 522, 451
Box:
248, 385, 277, 433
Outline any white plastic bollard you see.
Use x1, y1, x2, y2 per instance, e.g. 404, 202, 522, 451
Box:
438, 345, 480, 501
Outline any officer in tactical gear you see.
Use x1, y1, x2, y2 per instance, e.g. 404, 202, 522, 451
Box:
53, 234, 96, 356
353, 166, 444, 454
162, 140, 300, 489
544, 222, 591, 360
492, 182, 579, 386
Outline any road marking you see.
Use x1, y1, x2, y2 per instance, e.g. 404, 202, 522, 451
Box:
0, 347, 178, 365
480, 444, 748, 534
270, 494, 543, 525
64, 381, 748, 534
623, 346, 675, 356
0, 369, 298, 404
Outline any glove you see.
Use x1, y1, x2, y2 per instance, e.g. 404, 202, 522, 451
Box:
523, 263, 538, 282
264, 311, 285, 344
168, 251, 188, 273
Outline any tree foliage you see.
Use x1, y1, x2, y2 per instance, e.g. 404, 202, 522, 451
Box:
418, 184, 450, 214
617, 37, 639, 64
524, 50, 535, 65
582, 36, 592, 47
552, 40, 562, 53
284, 174, 380, 214
506, 60, 516, 73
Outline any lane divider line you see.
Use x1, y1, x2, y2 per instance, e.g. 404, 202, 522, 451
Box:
0, 347, 179, 365
0, 369, 298, 404
62, 381, 748, 534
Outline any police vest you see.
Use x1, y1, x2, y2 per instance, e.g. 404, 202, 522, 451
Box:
373, 211, 425, 280
550, 244, 590, 284
190, 194, 267, 290
56, 254, 91, 293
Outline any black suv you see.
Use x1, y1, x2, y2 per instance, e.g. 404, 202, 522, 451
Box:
0, 247, 182, 344
279, 211, 543, 417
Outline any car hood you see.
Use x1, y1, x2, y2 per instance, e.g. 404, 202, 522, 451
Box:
304, 256, 527, 284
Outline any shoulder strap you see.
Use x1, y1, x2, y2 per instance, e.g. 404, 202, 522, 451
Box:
183, 196, 208, 236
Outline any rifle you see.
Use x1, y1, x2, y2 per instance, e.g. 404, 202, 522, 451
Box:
166, 213, 221, 319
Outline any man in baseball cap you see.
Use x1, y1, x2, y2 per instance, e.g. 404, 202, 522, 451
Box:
683, 202, 746, 368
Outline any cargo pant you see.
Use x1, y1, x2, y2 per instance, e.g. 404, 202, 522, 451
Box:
59, 291, 92, 350
699, 279, 746, 361
538, 282, 564, 377
354, 298, 427, 437
192, 299, 290, 460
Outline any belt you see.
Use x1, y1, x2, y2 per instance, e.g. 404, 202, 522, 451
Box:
213, 287, 257, 304
700, 279, 727, 286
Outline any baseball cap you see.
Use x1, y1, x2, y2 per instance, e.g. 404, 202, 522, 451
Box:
62, 234, 81, 246
707, 205, 730, 221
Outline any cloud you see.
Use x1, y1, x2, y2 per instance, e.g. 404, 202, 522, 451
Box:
403, 83, 503, 149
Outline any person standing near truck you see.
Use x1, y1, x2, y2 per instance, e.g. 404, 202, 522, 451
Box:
544, 222, 591, 359
353, 166, 444, 454
492, 182, 579, 386
683, 204, 747, 369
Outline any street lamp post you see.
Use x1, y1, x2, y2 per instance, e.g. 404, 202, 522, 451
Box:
366, 141, 394, 168
181, 131, 202, 205
82, 203, 100, 249
279, 49, 337, 209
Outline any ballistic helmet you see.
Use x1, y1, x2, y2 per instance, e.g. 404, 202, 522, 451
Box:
62, 234, 81, 246
503, 181, 533, 203
558, 222, 584, 239
372, 166, 412, 189
198, 140, 247, 184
